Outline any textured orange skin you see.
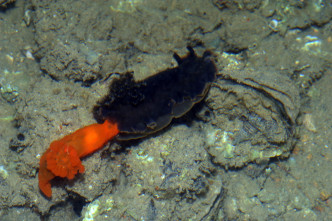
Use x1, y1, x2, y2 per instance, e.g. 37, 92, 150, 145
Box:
38, 120, 119, 197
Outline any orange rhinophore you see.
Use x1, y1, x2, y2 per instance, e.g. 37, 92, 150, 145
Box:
38, 120, 119, 197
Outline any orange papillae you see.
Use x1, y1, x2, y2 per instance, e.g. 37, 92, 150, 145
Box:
38, 120, 119, 197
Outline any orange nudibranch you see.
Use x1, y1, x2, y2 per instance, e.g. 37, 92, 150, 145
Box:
38, 120, 119, 197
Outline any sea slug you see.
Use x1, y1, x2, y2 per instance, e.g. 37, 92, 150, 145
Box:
39, 120, 118, 197
39, 46, 216, 197
93, 46, 217, 140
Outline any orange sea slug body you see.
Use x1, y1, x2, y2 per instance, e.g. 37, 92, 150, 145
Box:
38, 120, 119, 197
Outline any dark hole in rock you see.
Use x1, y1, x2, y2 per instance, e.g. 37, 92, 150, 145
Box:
17, 133, 25, 141
68, 195, 87, 217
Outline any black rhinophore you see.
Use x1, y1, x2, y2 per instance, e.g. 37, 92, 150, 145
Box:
93, 46, 217, 140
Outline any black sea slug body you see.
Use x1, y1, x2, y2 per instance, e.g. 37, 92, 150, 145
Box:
93, 46, 217, 140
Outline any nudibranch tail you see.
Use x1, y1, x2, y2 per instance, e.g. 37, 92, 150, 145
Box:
39, 149, 55, 198
38, 120, 119, 197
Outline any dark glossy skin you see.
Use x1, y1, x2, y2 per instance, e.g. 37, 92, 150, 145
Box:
93, 46, 217, 140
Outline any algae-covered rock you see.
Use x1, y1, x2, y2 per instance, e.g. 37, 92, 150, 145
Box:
205, 67, 300, 168
83, 125, 223, 220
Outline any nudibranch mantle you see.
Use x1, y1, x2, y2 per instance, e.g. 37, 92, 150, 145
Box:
93, 46, 217, 140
